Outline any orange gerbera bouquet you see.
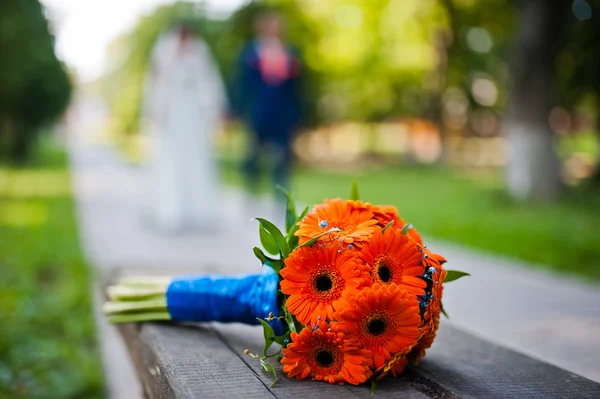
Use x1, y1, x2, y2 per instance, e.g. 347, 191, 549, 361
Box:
249, 183, 469, 388
103, 183, 468, 390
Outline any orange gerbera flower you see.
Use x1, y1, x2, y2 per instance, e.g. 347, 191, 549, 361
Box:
409, 316, 439, 364
280, 244, 371, 325
347, 199, 373, 212
281, 321, 373, 385
296, 198, 379, 246
333, 284, 421, 369
409, 264, 446, 363
420, 259, 445, 330
360, 228, 427, 296
371, 204, 423, 245
371, 205, 398, 226
390, 356, 409, 377
378, 352, 412, 379
422, 248, 447, 267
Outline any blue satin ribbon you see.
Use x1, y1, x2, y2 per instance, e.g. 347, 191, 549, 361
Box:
166, 267, 284, 335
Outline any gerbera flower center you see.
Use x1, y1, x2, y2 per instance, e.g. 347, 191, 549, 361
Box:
377, 264, 392, 283
316, 275, 333, 292
360, 311, 395, 345
307, 267, 345, 303
315, 350, 335, 367
367, 318, 387, 336
309, 343, 343, 374
374, 256, 398, 284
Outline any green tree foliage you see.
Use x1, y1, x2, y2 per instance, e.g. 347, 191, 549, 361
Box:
106, 0, 520, 139
438, 0, 516, 130
557, 2, 599, 110
555, 2, 600, 182
0, 0, 72, 162
235, 0, 449, 124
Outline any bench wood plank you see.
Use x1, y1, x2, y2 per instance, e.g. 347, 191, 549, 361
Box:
212, 323, 428, 399
408, 324, 600, 399
118, 323, 276, 398
110, 268, 600, 398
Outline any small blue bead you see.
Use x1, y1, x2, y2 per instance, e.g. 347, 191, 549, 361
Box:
348, 244, 353, 249
284, 338, 289, 343
319, 220, 328, 228
429, 267, 437, 274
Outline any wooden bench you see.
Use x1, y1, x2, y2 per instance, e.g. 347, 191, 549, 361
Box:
109, 270, 600, 398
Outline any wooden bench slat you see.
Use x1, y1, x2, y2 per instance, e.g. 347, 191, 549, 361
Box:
212, 323, 429, 399
410, 323, 600, 399
111, 269, 600, 398
119, 323, 276, 398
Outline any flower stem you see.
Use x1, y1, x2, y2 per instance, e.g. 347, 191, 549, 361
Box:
107, 311, 171, 324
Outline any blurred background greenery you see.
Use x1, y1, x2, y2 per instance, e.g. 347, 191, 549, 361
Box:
1, 0, 600, 397
0, 139, 104, 398
0, 0, 104, 397
101, 0, 600, 275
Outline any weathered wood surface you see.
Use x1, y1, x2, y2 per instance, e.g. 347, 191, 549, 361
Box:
118, 321, 600, 399
109, 269, 600, 398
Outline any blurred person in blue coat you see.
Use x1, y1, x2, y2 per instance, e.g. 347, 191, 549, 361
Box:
233, 11, 303, 194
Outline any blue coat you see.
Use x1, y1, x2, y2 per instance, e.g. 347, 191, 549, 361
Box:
233, 42, 302, 144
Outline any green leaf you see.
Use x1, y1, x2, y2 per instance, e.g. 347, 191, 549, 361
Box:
276, 185, 297, 232
371, 379, 378, 395
257, 318, 276, 357
287, 206, 309, 249
401, 223, 413, 235
297, 206, 309, 221
350, 179, 360, 201
274, 332, 290, 346
252, 247, 283, 273
287, 206, 309, 237
287, 234, 299, 251
264, 259, 283, 274
253, 247, 268, 263
259, 225, 280, 255
444, 270, 471, 283
282, 305, 302, 334
255, 218, 290, 258
381, 220, 394, 234
260, 359, 279, 387
441, 303, 449, 319
284, 308, 297, 333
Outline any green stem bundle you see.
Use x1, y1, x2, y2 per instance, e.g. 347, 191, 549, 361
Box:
103, 276, 172, 324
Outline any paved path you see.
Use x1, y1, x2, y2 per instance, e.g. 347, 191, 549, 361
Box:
67, 98, 600, 398
67, 97, 285, 398
431, 240, 600, 383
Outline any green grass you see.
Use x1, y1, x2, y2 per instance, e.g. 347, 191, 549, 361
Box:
0, 141, 105, 398
221, 161, 600, 280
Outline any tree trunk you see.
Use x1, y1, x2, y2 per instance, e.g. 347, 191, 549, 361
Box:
504, 0, 569, 201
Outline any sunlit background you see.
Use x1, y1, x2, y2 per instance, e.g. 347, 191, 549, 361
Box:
1, 0, 599, 397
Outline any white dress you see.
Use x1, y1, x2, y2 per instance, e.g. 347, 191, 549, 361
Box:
142, 31, 226, 232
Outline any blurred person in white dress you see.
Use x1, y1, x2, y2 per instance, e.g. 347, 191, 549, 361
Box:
142, 23, 227, 233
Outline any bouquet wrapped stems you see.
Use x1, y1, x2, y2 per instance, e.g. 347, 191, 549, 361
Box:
103, 276, 171, 323
103, 268, 285, 335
